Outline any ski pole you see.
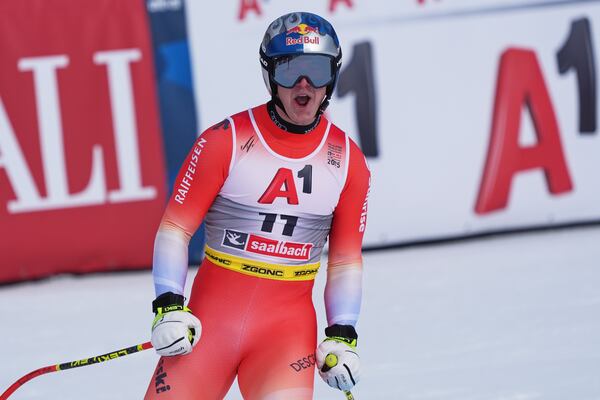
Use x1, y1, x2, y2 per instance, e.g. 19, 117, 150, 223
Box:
0, 341, 153, 400
324, 353, 356, 400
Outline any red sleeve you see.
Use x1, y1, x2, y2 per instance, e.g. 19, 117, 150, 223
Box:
328, 138, 371, 268
160, 120, 233, 236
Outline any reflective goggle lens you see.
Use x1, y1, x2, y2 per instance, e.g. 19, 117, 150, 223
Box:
273, 54, 334, 88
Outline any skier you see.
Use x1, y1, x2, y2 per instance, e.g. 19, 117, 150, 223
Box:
145, 11, 370, 399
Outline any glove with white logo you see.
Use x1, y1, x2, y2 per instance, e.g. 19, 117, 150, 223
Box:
151, 292, 201, 357
316, 324, 360, 392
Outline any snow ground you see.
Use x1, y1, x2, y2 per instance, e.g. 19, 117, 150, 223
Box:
1, 226, 599, 400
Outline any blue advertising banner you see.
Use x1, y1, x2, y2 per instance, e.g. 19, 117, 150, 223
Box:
145, 0, 205, 263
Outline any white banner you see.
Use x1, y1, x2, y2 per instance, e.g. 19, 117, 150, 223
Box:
186, 0, 600, 247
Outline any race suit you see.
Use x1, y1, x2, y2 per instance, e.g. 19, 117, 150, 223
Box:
145, 103, 370, 399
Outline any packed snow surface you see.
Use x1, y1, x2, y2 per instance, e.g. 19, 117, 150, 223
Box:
1, 227, 599, 399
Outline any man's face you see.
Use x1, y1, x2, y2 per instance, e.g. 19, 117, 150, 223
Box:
276, 78, 327, 126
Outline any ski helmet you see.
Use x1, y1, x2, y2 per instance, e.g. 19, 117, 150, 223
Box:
259, 12, 342, 115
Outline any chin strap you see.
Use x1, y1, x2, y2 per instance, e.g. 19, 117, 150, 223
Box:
269, 76, 292, 120
272, 93, 290, 120
317, 97, 330, 116
317, 71, 338, 116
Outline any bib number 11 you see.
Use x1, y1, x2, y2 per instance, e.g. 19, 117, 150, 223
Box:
259, 213, 298, 236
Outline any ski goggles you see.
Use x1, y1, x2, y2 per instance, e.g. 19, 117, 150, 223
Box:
272, 54, 335, 89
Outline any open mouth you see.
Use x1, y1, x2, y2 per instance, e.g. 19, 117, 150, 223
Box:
295, 94, 311, 107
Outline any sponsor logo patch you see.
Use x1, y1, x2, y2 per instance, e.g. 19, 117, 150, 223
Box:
286, 36, 320, 46
285, 24, 320, 46
286, 23, 319, 36
222, 230, 313, 261
222, 229, 248, 250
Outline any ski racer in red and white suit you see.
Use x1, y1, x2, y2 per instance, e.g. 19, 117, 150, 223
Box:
145, 12, 370, 400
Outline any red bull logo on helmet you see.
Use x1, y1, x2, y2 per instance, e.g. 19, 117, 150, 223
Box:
286, 23, 319, 36
286, 36, 320, 46
286, 23, 320, 46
